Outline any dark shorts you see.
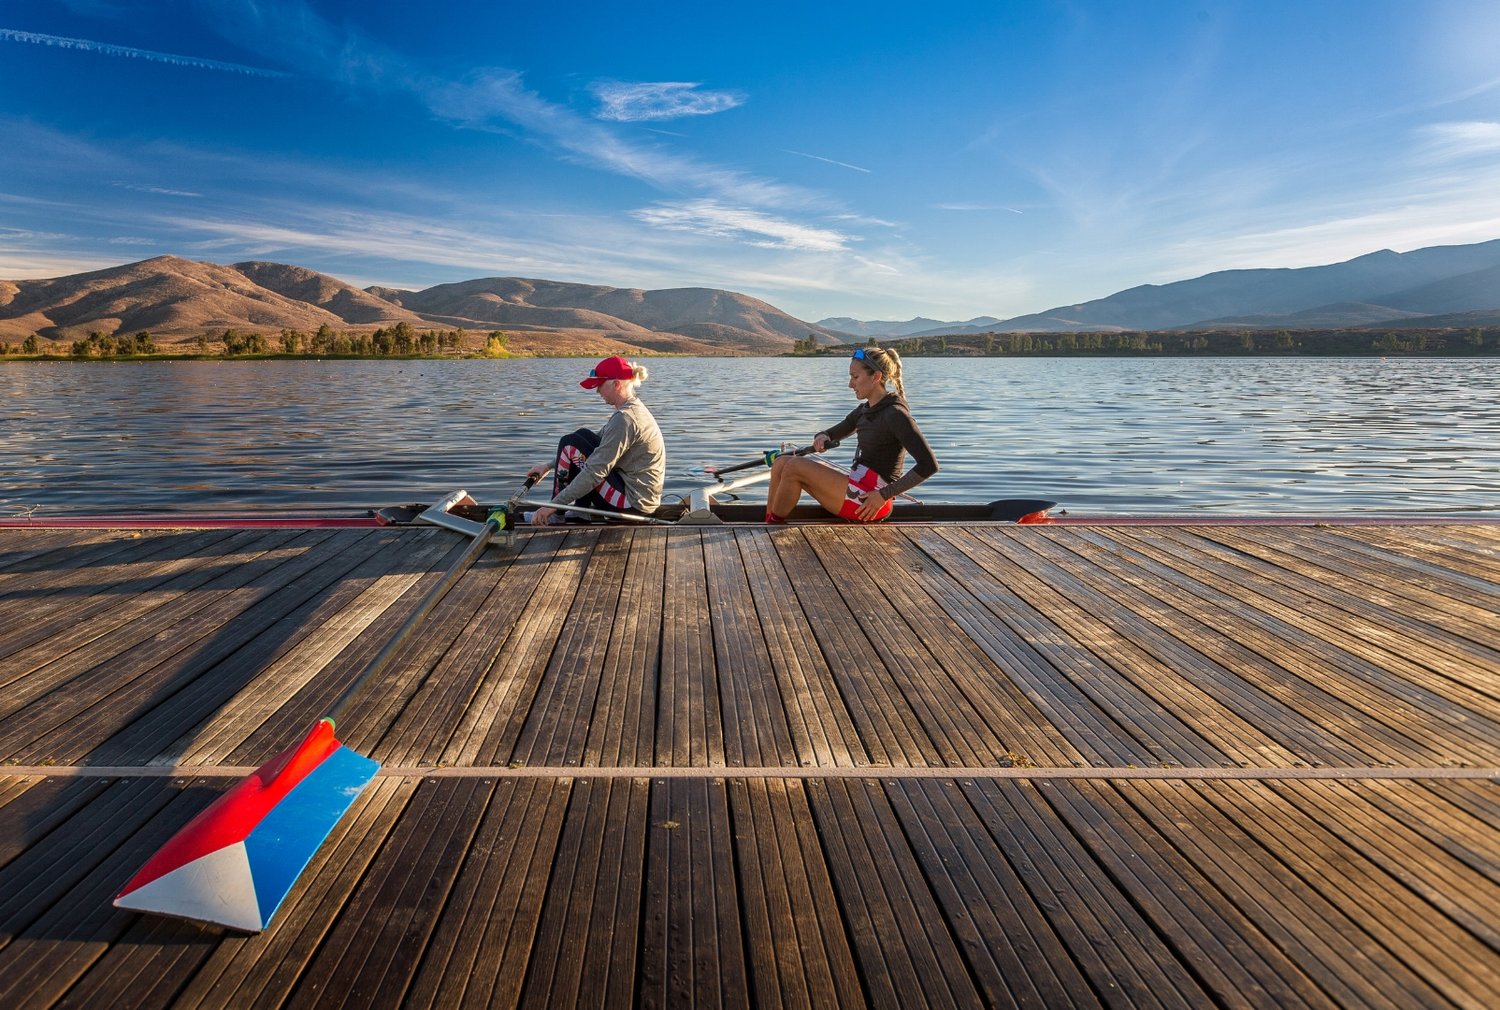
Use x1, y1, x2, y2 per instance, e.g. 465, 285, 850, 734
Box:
553, 428, 630, 512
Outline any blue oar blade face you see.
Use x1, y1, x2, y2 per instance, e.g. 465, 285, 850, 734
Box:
115, 722, 380, 932
244, 745, 381, 926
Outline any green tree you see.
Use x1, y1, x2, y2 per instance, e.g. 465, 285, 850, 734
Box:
485, 330, 510, 356
23, 335, 40, 354
390, 321, 415, 354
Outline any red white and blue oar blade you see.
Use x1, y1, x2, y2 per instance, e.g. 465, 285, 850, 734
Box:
114, 718, 379, 932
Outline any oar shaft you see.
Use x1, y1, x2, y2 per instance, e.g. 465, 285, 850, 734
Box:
326, 515, 500, 725
513, 499, 672, 525
710, 441, 834, 477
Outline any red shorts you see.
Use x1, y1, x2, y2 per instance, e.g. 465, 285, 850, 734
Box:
839, 464, 893, 522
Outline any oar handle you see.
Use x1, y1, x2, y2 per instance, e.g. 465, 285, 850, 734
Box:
510, 474, 539, 504
325, 514, 500, 726
709, 440, 838, 478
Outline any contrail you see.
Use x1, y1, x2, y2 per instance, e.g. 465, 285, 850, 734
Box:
0, 28, 290, 78
784, 149, 873, 174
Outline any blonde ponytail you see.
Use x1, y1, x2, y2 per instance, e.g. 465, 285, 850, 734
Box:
858, 346, 906, 401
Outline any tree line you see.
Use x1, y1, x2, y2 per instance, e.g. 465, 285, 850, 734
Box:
1, 323, 514, 358
791, 326, 1500, 357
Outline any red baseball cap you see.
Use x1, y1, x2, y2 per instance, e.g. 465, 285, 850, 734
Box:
580, 355, 634, 389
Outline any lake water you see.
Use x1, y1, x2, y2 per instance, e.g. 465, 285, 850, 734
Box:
2, 357, 1498, 516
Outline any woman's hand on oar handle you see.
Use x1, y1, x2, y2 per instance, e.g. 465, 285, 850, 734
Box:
526, 461, 553, 482
811, 433, 831, 453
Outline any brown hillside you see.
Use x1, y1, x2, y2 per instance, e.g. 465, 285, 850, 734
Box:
0, 256, 357, 340
397, 277, 837, 350
365, 285, 414, 303
0, 257, 829, 354
231, 262, 424, 326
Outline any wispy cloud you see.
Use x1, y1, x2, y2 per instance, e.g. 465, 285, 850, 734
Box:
429, 70, 825, 215
784, 150, 871, 174
1158, 171, 1500, 277
193, 2, 856, 253
632, 200, 851, 252
113, 182, 203, 198
591, 81, 744, 122
0, 27, 290, 77
1419, 121, 1500, 161
934, 203, 1023, 213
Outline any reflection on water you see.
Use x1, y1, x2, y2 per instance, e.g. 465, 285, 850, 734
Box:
2, 357, 1497, 514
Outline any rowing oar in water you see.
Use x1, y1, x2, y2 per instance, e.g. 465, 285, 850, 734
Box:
113, 477, 537, 932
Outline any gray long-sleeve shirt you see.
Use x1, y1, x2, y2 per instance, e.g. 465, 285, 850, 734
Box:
551, 397, 666, 512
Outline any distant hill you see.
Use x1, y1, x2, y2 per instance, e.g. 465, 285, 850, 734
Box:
9, 237, 1500, 355
988, 240, 1500, 332
232, 261, 419, 325
0, 258, 839, 355
387, 277, 843, 354
816, 315, 1001, 338
827, 239, 1500, 334
0, 256, 423, 340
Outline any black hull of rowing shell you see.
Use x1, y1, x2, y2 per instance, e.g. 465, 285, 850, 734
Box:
424, 498, 1061, 526
5, 501, 1498, 529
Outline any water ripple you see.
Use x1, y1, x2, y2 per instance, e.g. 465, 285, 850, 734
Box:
2, 357, 1497, 515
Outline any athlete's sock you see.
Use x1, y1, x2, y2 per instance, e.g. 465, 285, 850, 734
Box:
764, 510, 787, 524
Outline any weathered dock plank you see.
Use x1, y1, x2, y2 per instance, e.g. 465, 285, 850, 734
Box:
0, 521, 1495, 1009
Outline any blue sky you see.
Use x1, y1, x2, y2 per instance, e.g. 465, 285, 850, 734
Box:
3, 0, 1500, 322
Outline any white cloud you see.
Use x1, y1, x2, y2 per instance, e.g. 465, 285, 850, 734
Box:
591, 81, 744, 122
1419, 121, 1500, 161
632, 200, 851, 252
188, 4, 859, 256
1159, 182, 1500, 277
428, 70, 833, 220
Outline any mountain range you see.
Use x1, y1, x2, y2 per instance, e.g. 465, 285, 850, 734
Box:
4, 238, 1499, 355
0, 256, 843, 355
817, 238, 1500, 336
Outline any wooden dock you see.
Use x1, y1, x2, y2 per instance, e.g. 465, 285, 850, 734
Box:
0, 521, 1496, 1008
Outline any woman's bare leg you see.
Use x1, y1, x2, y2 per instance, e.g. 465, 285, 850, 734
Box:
766, 455, 849, 517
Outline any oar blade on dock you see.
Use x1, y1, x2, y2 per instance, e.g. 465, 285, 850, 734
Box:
114, 719, 379, 932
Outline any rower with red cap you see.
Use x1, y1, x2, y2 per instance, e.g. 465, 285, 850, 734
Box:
526, 355, 667, 525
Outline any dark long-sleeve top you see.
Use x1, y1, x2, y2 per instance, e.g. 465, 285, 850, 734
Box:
819, 394, 939, 499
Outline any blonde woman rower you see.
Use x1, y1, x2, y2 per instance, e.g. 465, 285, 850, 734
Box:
527, 356, 666, 525
765, 346, 938, 523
